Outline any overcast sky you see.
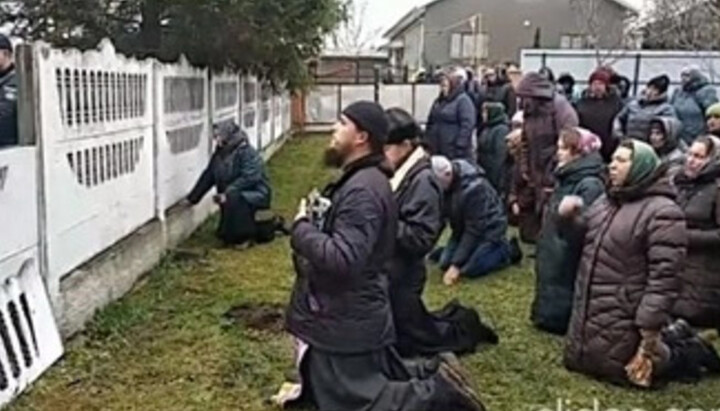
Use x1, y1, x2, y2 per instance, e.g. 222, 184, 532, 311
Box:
364, 0, 646, 44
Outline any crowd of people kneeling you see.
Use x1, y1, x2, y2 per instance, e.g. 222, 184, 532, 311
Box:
185, 63, 720, 411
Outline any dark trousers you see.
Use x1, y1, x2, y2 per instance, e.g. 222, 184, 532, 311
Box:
295, 347, 479, 411
390, 268, 489, 357
217, 195, 256, 245
432, 239, 511, 278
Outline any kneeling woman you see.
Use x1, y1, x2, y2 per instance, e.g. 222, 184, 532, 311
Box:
187, 122, 272, 245
673, 136, 720, 330
385, 108, 497, 357
563, 140, 687, 387
531, 128, 605, 335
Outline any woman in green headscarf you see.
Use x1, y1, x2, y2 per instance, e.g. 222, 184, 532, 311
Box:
562, 139, 690, 387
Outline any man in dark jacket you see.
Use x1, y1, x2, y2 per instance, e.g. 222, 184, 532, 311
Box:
186, 121, 271, 245
0, 35, 17, 147
429, 156, 522, 286
281, 101, 486, 411
385, 108, 497, 358
576, 68, 624, 162
425, 68, 477, 161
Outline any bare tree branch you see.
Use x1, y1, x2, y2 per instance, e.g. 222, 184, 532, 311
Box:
327, 0, 380, 54
642, 0, 720, 51
569, 0, 639, 65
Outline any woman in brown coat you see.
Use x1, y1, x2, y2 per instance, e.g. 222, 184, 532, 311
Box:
673, 136, 720, 330
512, 72, 579, 243
562, 139, 688, 387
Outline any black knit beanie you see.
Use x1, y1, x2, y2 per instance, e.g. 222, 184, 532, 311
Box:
342, 101, 389, 147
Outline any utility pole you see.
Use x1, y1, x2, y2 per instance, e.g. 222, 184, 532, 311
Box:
470, 14, 479, 71
470, 13, 482, 72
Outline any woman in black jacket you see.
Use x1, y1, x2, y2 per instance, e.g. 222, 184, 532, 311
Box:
531, 128, 606, 335
673, 135, 720, 330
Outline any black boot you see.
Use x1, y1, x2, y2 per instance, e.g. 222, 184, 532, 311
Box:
508, 236, 523, 265
662, 319, 720, 381
432, 364, 486, 411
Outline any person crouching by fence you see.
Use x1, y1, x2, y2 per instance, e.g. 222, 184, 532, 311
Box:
428, 156, 522, 286
186, 121, 272, 246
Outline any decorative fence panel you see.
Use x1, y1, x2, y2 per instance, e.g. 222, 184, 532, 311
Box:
0, 247, 63, 407
259, 83, 274, 150
0, 148, 38, 268
521, 49, 720, 96
155, 59, 211, 213
211, 71, 240, 130
34, 40, 156, 284
0, 38, 294, 409
241, 76, 260, 149
273, 94, 284, 143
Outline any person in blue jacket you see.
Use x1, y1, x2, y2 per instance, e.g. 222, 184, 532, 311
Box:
187, 121, 271, 245
425, 68, 477, 161
671, 66, 719, 145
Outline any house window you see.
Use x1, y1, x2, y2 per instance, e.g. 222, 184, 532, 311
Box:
450, 33, 488, 59
560, 35, 572, 49
451, 33, 462, 59
560, 34, 587, 49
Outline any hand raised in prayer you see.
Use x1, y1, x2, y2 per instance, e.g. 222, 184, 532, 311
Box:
558, 195, 584, 218
295, 198, 308, 222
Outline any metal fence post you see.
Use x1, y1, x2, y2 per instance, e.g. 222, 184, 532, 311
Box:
632, 53, 642, 97
16, 45, 36, 147
374, 67, 380, 103
334, 84, 341, 119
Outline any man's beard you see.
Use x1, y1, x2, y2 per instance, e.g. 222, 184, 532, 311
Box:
323, 145, 347, 168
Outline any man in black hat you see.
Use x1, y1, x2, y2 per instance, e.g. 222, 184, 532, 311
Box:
279, 101, 485, 411
384, 107, 497, 358
0, 34, 17, 147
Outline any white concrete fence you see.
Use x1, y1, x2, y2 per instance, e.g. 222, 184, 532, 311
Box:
0, 39, 292, 407
521, 49, 720, 97
305, 83, 440, 128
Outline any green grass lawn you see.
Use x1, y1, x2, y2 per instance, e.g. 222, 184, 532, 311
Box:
11, 135, 720, 411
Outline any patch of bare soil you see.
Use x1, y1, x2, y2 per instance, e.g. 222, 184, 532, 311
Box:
223, 303, 285, 333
